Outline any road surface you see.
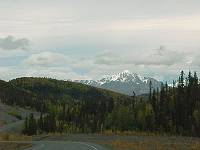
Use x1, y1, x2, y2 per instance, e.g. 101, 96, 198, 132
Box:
0, 140, 109, 150
0, 120, 24, 133
26, 141, 109, 150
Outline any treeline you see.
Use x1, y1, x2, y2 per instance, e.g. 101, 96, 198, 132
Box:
23, 99, 154, 135
1, 73, 200, 137
23, 97, 116, 134
0, 77, 132, 134
0, 80, 36, 107
149, 71, 200, 136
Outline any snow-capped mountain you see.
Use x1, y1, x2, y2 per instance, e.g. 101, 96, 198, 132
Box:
75, 70, 162, 96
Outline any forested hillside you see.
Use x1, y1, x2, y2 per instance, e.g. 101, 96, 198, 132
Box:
1, 77, 133, 134
149, 71, 200, 136
9, 77, 129, 105
0, 79, 36, 107
1, 72, 200, 137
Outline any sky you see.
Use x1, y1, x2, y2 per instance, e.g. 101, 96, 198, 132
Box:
0, 0, 200, 82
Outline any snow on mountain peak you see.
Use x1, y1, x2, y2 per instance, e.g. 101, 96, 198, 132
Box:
75, 70, 162, 95
76, 70, 152, 85
97, 70, 146, 84
122, 70, 131, 74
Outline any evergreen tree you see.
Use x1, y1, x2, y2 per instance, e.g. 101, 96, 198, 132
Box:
149, 80, 152, 102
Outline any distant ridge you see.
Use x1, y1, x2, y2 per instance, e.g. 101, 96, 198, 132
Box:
75, 70, 162, 96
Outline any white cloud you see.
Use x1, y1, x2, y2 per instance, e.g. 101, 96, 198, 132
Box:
23, 51, 72, 66
22, 67, 87, 80
0, 47, 199, 82
0, 1, 200, 82
94, 47, 186, 66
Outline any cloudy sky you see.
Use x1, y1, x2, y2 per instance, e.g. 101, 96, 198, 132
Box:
0, 0, 200, 81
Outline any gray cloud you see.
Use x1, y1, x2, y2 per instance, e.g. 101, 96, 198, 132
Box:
0, 1, 200, 82
0, 36, 29, 50
190, 53, 200, 67
94, 52, 120, 65
23, 51, 73, 67
94, 47, 186, 66
153, 46, 167, 56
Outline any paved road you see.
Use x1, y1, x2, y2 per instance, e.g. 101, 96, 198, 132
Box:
0, 120, 24, 133
0, 141, 109, 150
26, 141, 109, 150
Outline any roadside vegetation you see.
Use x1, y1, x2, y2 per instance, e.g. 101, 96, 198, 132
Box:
0, 142, 32, 150
100, 139, 200, 150
0, 133, 32, 150
0, 133, 32, 141
7, 111, 22, 120
44, 133, 200, 150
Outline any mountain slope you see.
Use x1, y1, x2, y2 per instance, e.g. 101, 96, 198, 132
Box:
0, 79, 36, 106
0, 77, 132, 134
9, 77, 131, 104
76, 70, 162, 96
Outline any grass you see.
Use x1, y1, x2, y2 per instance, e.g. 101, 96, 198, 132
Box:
100, 130, 162, 136
98, 137, 200, 150
0, 133, 32, 141
0, 142, 32, 150
7, 111, 22, 120
101, 140, 177, 150
0, 133, 32, 150
94, 130, 200, 150
0, 121, 6, 127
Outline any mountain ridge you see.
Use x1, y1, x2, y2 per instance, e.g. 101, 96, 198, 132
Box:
75, 70, 162, 96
